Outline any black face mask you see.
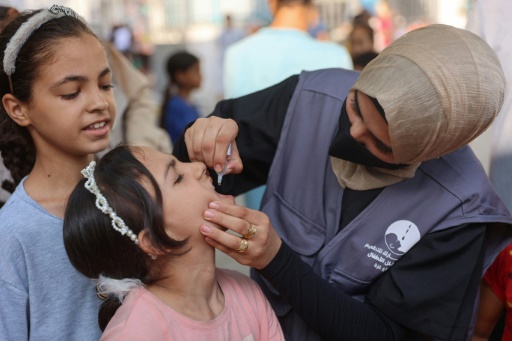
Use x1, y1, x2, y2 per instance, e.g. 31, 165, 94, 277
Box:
328, 99, 408, 170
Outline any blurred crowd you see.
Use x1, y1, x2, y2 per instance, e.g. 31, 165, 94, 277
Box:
100, 0, 436, 154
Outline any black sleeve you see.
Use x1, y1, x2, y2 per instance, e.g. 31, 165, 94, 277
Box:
258, 243, 407, 341
173, 75, 299, 196
258, 223, 487, 340
367, 223, 487, 340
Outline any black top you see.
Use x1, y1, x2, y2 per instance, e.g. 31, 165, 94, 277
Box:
173, 75, 486, 340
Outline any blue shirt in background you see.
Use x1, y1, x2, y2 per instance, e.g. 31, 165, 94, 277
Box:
224, 27, 353, 99
164, 96, 201, 144
224, 27, 353, 210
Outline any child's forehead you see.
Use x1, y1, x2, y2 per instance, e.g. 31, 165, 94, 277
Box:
36, 35, 107, 79
134, 147, 175, 168
52, 34, 104, 59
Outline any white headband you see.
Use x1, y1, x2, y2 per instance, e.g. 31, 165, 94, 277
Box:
3, 5, 88, 93
82, 161, 139, 245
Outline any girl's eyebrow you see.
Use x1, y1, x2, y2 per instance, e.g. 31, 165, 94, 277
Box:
50, 67, 111, 88
354, 90, 392, 152
98, 67, 111, 78
51, 74, 87, 88
164, 158, 176, 179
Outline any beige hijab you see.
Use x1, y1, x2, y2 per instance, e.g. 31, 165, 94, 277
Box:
332, 24, 506, 190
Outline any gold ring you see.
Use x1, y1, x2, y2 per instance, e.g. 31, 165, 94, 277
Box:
243, 223, 256, 239
237, 237, 249, 253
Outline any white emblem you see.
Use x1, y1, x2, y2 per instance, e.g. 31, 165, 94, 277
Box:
384, 220, 420, 255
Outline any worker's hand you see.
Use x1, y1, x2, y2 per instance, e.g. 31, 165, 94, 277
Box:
200, 200, 282, 270
184, 117, 243, 175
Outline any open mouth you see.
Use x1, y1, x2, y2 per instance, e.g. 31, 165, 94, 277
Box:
85, 121, 107, 130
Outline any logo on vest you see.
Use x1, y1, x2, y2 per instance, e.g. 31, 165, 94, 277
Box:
364, 220, 420, 272
385, 220, 420, 256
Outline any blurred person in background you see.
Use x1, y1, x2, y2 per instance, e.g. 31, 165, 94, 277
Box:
219, 14, 245, 59
159, 51, 202, 145
373, 0, 394, 51
224, 0, 352, 213
466, 0, 512, 217
348, 23, 376, 63
218, 14, 245, 99
467, 1, 512, 339
348, 21, 377, 71
308, 6, 329, 41
472, 242, 512, 341
353, 8, 372, 25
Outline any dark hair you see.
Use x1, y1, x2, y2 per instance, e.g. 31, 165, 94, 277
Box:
0, 9, 97, 193
63, 145, 189, 331
352, 9, 371, 25
159, 51, 199, 129
352, 51, 379, 70
166, 50, 199, 86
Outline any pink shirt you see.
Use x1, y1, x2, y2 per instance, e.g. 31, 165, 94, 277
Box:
101, 269, 285, 341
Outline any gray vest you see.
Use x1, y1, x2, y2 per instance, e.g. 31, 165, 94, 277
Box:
255, 68, 512, 340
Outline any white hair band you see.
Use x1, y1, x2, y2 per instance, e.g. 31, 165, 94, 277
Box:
81, 161, 139, 245
3, 5, 89, 93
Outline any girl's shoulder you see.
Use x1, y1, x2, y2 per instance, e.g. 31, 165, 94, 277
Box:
102, 287, 212, 340
0, 182, 62, 234
102, 288, 164, 339
114, 287, 175, 320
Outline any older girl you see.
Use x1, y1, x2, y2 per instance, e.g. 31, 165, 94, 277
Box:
0, 6, 115, 340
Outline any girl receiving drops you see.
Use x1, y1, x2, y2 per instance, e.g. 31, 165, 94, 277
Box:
63, 145, 284, 340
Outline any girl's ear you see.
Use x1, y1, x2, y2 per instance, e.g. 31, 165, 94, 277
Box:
2, 94, 31, 127
138, 230, 162, 257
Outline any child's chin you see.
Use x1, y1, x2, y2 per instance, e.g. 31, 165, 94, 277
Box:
217, 193, 236, 205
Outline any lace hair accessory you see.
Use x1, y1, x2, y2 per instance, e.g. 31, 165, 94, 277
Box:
3, 5, 89, 93
82, 161, 139, 245
96, 275, 143, 303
